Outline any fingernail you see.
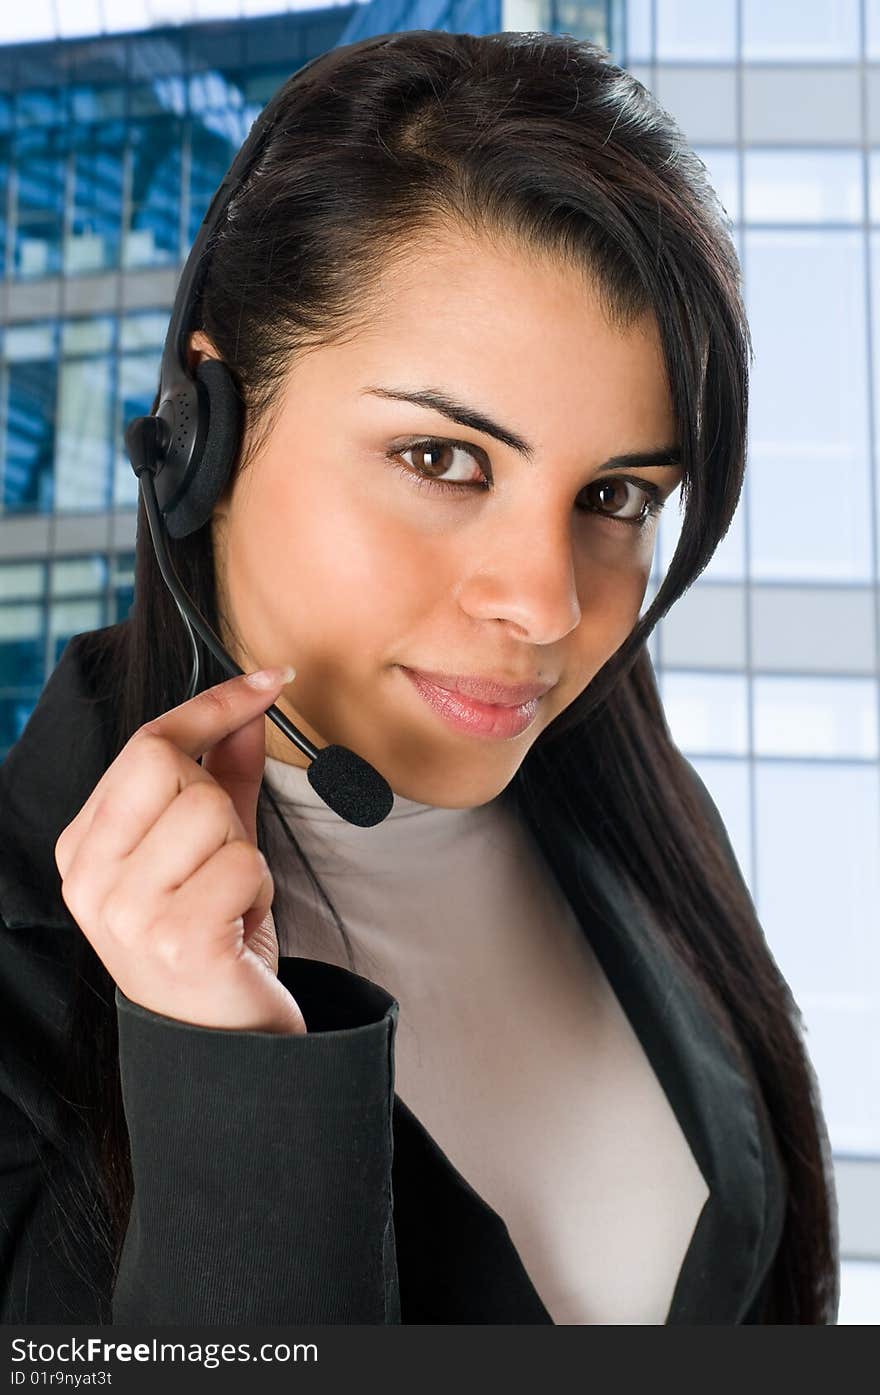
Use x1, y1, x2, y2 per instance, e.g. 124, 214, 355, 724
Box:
244, 664, 296, 690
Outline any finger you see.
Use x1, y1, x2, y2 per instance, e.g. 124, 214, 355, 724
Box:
201, 708, 271, 848
57, 737, 215, 890
55, 666, 292, 878
112, 778, 249, 902
137, 839, 274, 963
143, 665, 296, 763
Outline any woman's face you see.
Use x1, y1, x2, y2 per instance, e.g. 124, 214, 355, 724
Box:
200, 231, 682, 809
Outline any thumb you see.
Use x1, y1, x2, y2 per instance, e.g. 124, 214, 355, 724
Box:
201, 706, 270, 846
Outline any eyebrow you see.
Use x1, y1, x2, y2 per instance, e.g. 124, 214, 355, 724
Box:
361, 385, 681, 471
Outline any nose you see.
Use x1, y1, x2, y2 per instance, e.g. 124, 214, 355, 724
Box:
453, 508, 582, 645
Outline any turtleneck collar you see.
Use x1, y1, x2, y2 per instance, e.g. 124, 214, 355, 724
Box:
264, 753, 443, 823
261, 754, 510, 874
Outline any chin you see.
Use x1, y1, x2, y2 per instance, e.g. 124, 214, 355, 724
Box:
393, 765, 515, 810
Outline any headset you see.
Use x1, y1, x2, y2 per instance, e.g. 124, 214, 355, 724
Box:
123, 31, 424, 828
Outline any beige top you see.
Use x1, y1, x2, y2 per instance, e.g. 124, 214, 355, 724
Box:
262, 754, 709, 1325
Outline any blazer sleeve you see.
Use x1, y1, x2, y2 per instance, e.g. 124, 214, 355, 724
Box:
112, 956, 401, 1325
0, 922, 401, 1326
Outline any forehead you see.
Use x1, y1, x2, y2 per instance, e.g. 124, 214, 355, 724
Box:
323, 230, 676, 452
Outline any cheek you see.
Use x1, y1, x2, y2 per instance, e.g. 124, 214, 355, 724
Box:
569, 545, 652, 667
240, 458, 438, 641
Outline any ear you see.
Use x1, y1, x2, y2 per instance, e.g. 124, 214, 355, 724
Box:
186, 329, 221, 375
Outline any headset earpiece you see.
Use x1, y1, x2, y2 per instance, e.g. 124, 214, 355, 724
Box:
162, 358, 243, 540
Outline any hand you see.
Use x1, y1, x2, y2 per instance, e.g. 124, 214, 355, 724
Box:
54, 666, 306, 1036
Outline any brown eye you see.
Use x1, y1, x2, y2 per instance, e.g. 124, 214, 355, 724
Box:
397, 439, 485, 486
582, 478, 649, 523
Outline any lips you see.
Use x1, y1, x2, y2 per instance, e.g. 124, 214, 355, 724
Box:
402, 668, 555, 708
401, 668, 544, 740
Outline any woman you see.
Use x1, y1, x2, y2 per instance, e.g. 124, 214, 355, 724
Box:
0, 29, 838, 1324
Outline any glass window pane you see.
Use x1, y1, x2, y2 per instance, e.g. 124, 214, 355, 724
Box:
187, 19, 244, 74
3, 358, 57, 513
743, 0, 860, 60
660, 671, 749, 755
66, 121, 124, 275
243, 66, 293, 105
0, 601, 44, 686
112, 550, 135, 622
49, 597, 104, 666
119, 311, 168, 352
0, 691, 43, 761
753, 676, 879, 759
755, 762, 880, 1153
874, 233, 880, 561
0, 137, 9, 279
658, 464, 746, 582
694, 146, 740, 226
14, 87, 65, 127
125, 117, 183, 268
0, 561, 44, 601
745, 231, 872, 581
626, 0, 653, 62
686, 756, 753, 885
49, 555, 107, 597
114, 351, 160, 509
60, 316, 115, 356
129, 31, 185, 83
188, 69, 246, 116
12, 126, 65, 279
4, 321, 55, 361
188, 121, 238, 242
657, 0, 736, 60
745, 151, 863, 225
55, 357, 113, 512
69, 83, 126, 123
128, 82, 176, 119
756, 761, 880, 999
798, 1003, 880, 1152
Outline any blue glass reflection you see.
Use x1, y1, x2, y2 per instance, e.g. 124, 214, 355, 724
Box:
70, 84, 126, 123
14, 88, 65, 127
119, 351, 162, 425
188, 69, 246, 115
66, 122, 125, 274
0, 143, 8, 279
113, 585, 135, 623
13, 127, 65, 279
0, 691, 43, 760
0, 636, 43, 689
4, 362, 57, 513
126, 117, 183, 267
188, 123, 238, 241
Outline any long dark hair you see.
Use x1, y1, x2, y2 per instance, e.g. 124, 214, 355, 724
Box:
58, 30, 837, 1323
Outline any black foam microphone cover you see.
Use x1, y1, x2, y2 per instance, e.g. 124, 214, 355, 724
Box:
307, 745, 395, 827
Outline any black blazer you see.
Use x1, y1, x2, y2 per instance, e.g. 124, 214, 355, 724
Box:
0, 630, 788, 1325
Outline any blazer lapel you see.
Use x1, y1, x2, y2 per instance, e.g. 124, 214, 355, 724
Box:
515, 779, 786, 1323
